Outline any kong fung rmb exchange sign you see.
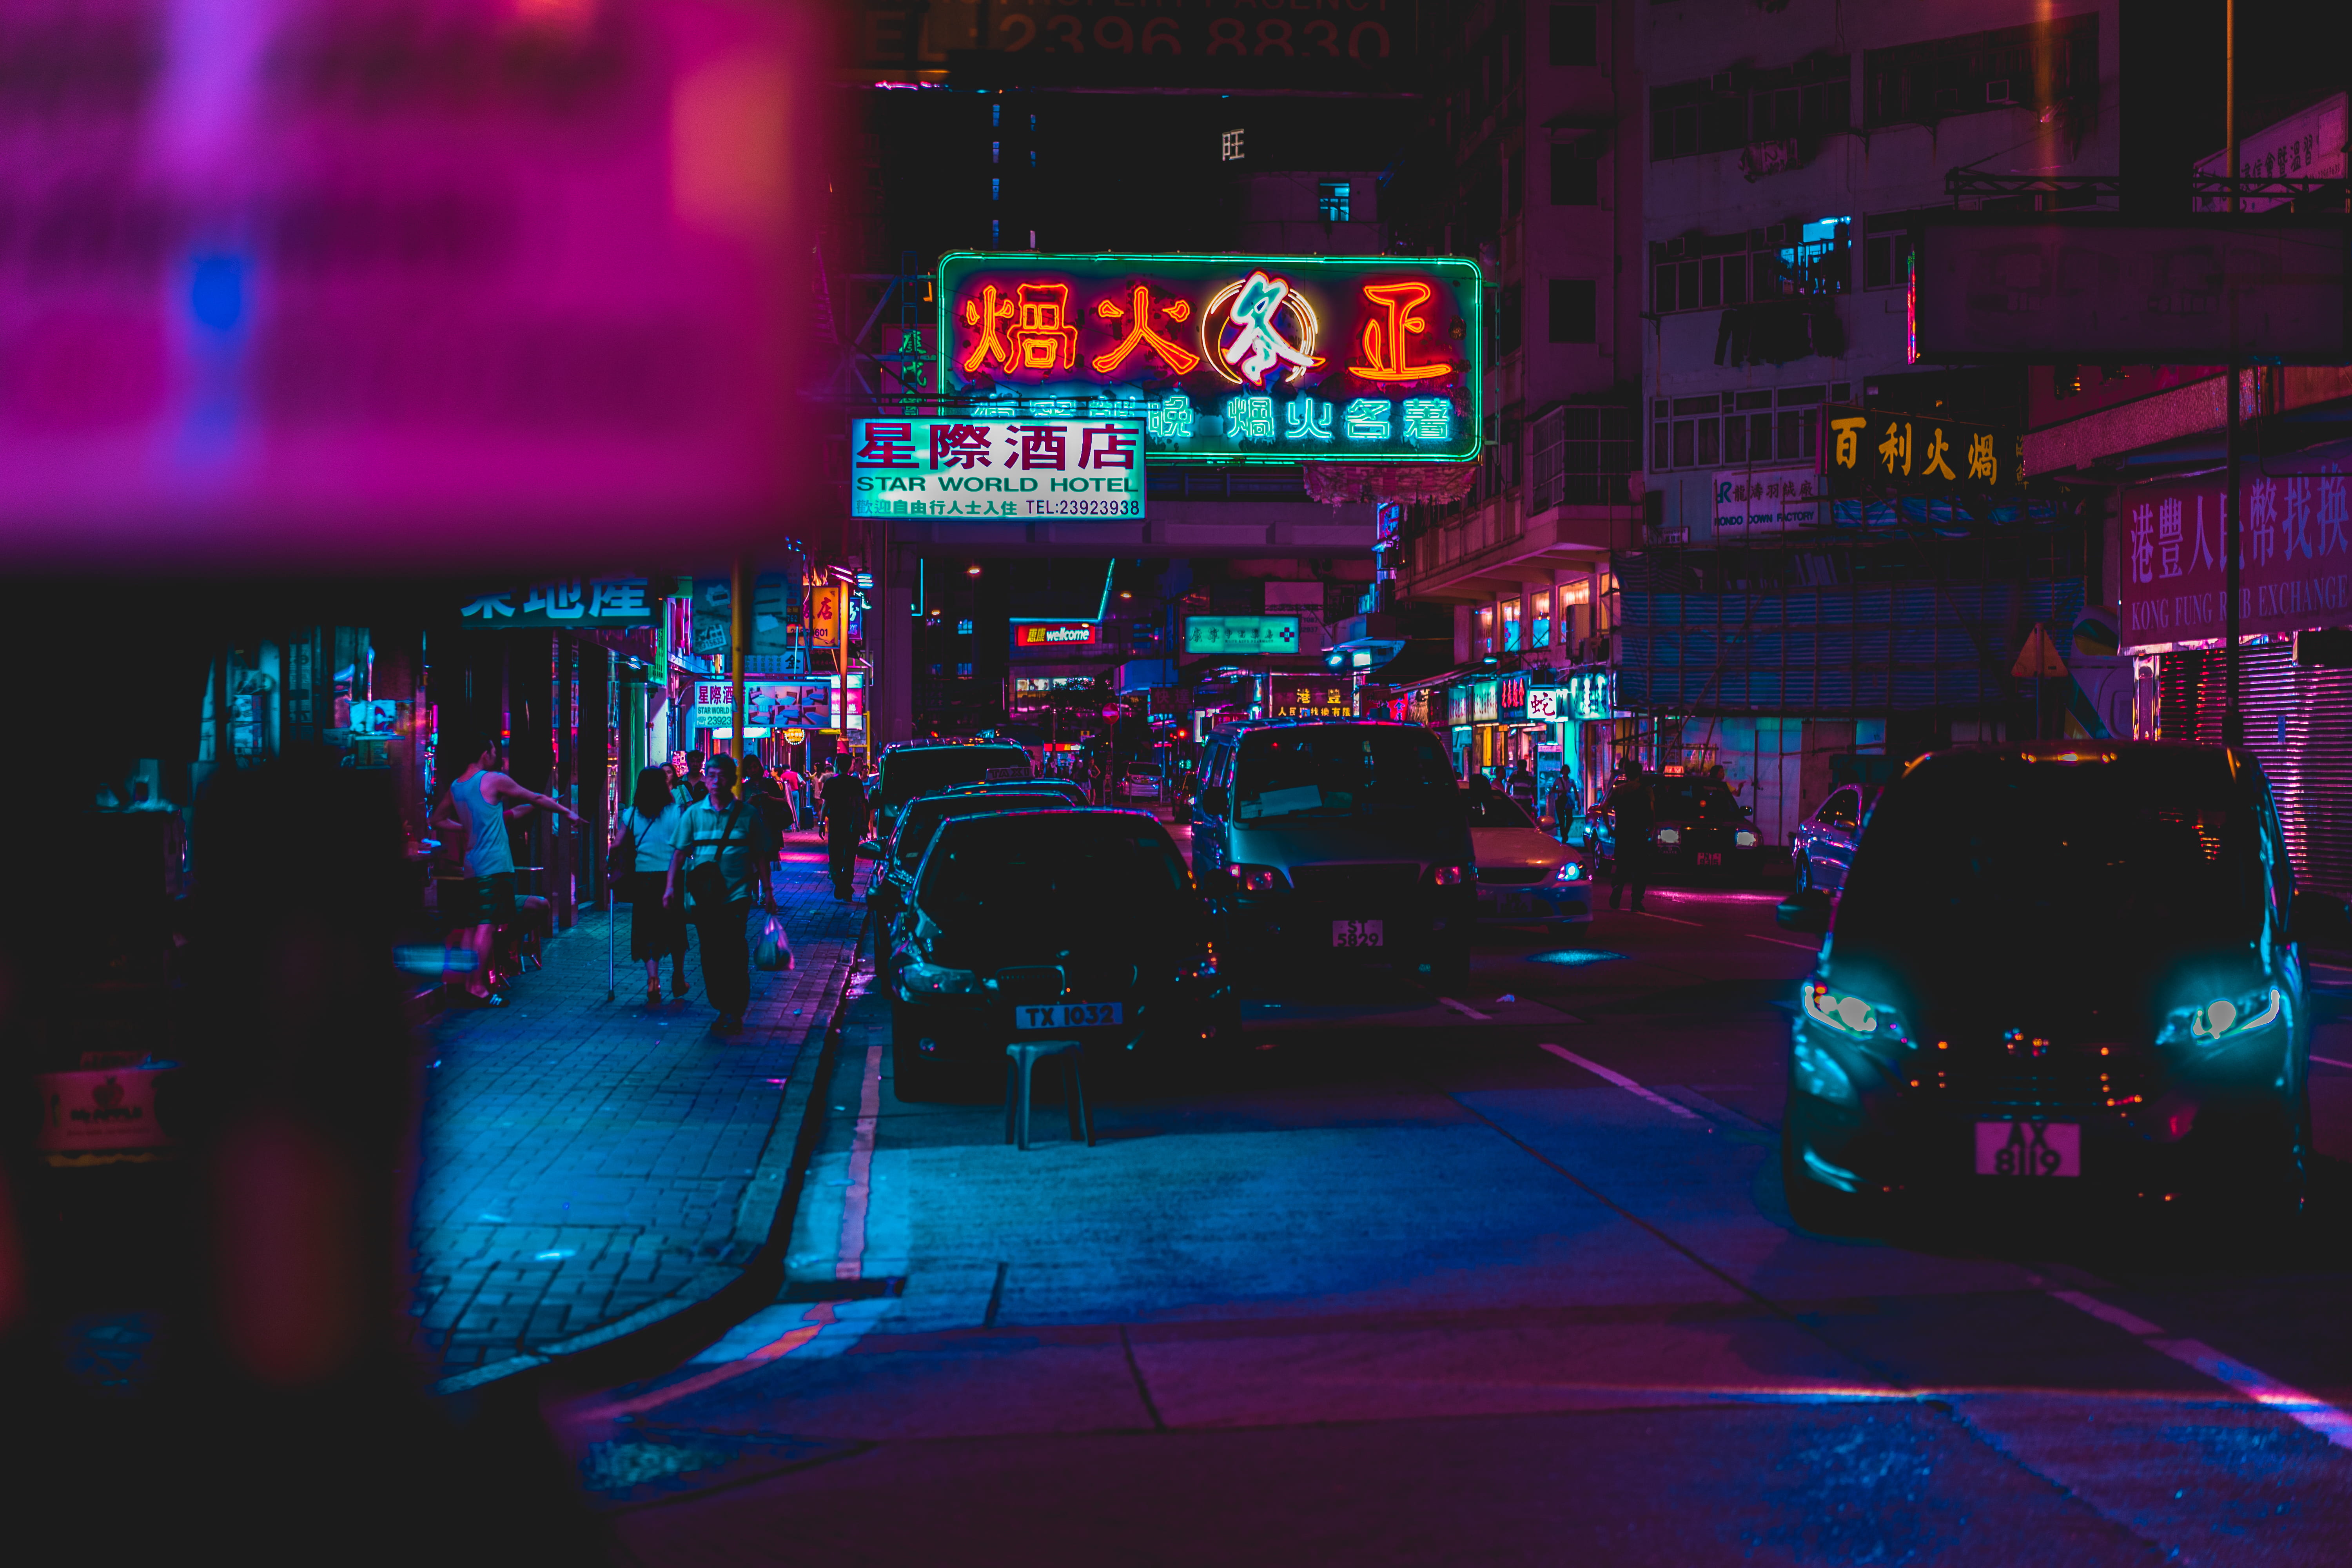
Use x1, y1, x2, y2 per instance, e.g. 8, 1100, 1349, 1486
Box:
936, 252, 1481, 464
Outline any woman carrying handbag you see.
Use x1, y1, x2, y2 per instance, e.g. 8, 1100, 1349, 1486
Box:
667, 753, 757, 1036
612, 766, 690, 1005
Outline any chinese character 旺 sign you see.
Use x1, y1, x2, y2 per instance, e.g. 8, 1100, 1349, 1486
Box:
851, 417, 1143, 519
2119, 468, 2352, 650
937, 252, 1482, 465
1817, 404, 2020, 499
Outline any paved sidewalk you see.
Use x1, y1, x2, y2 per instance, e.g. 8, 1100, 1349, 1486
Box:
410, 836, 868, 1376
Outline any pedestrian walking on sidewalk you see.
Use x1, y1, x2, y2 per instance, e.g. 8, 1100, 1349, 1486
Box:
669, 753, 758, 1035
1605, 759, 1654, 913
430, 733, 582, 1006
673, 750, 707, 809
742, 755, 790, 909
820, 753, 869, 901
614, 765, 690, 1004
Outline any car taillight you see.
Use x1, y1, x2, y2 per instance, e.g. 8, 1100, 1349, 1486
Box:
1430, 864, 1469, 887
1232, 864, 1286, 893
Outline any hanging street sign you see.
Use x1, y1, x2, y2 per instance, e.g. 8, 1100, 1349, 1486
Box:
1183, 615, 1301, 655
850, 415, 1144, 519
936, 252, 1482, 464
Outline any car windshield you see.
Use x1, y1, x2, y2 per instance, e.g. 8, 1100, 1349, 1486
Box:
893, 793, 1068, 873
881, 746, 1029, 806
1232, 727, 1456, 820
918, 815, 1192, 917
1838, 750, 2270, 942
1465, 792, 1534, 829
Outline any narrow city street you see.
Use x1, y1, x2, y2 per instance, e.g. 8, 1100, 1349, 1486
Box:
563, 852, 2352, 1566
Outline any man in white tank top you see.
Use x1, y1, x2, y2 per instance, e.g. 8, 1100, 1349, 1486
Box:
430, 739, 582, 1005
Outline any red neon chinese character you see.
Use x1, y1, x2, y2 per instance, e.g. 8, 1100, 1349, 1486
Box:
1078, 425, 1138, 470
853, 421, 918, 467
931, 424, 995, 469
1349, 281, 1452, 383
1089, 284, 1200, 376
963, 281, 1078, 374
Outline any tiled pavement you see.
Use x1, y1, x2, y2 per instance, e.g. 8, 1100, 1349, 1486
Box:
411, 837, 868, 1376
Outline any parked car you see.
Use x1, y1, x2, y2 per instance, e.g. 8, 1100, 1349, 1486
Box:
872, 740, 1031, 842
886, 809, 1235, 1101
1586, 771, 1762, 883
1776, 742, 2321, 1231
862, 789, 1076, 931
1791, 783, 1878, 897
1120, 770, 1162, 802
1466, 790, 1591, 925
1191, 720, 1474, 991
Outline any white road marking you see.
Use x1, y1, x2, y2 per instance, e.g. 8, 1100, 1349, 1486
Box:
2312, 1054, 2352, 1071
1439, 997, 1492, 1021
1537, 1042, 1703, 1120
1748, 933, 1820, 952
1630, 909, 1703, 926
836, 1043, 885, 1281
2046, 1289, 2352, 1451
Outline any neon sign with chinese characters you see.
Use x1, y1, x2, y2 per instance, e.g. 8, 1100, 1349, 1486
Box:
938, 252, 1481, 464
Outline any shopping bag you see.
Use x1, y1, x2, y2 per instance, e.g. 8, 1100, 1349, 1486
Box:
752, 909, 794, 971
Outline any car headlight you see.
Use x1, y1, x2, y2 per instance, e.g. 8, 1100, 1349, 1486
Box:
1429, 863, 1470, 887
1654, 828, 1681, 844
1735, 830, 1758, 847
1231, 863, 1288, 893
1791, 1039, 1859, 1105
1802, 980, 1909, 1045
1554, 861, 1584, 882
897, 959, 982, 998
2160, 985, 2285, 1047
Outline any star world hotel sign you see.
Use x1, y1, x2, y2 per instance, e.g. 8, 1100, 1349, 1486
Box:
935, 252, 1482, 464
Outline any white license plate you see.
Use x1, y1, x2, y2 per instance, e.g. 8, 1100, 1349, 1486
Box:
1332, 919, 1385, 949
1974, 1120, 2081, 1178
1013, 1002, 1123, 1030
1695, 852, 1723, 867
1499, 893, 1535, 915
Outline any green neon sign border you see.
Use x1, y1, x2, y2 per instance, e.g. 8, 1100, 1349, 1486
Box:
933, 250, 1483, 466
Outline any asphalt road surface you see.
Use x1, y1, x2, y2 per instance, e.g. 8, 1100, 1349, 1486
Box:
566, 829, 2352, 1566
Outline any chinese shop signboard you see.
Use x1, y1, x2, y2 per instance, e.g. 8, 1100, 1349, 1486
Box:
936, 252, 1481, 464
458, 578, 658, 626
690, 679, 833, 732
1712, 467, 1822, 534
2119, 468, 2352, 651
1013, 622, 1102, 648
1183, 615, 1301, 655
851, 416, 1144, 519
1817, 404, 2021, 499
1266, 676, 1352, 718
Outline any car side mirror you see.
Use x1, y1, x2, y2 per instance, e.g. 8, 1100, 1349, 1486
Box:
856, 838, 885, 860
1775, 889, 1832, 934
1198, 785, 1229, 817
2292, 888, 2350, 946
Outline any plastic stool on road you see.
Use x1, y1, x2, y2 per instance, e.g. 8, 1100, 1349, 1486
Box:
1004, 1040, 1094, 1151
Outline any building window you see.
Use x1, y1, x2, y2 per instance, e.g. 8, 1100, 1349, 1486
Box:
1550, 142, 1598, 205
956, 619, 974, 635
1864, 228, 1916, 289
1532, 590, 1552, 649
1501, 599, 1521, 653
1318, 179, 1350, 222
1530, 405, 1634, 508
1549, 279, 1597, 343
1653, 54, 1850, 162
1549, 5, 1597, 69
1475, 606, 1495, 657
1864, 16, 2095, 130
1650, 218, 1848, 313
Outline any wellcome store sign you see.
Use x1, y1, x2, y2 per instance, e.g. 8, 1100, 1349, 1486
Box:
936, 252, 1482, 463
